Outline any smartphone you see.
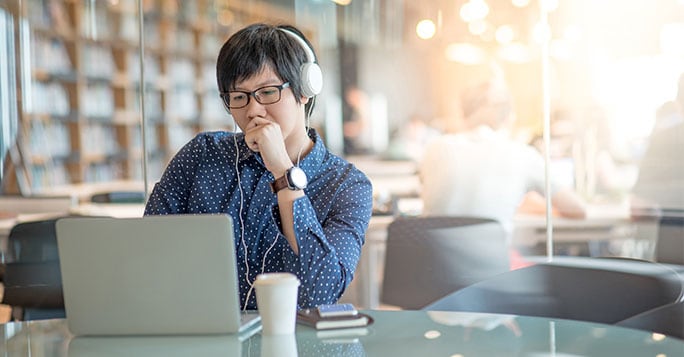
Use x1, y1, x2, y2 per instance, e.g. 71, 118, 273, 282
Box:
317, 303, 358, 318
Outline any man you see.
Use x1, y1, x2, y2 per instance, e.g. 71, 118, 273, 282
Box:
145, 23, 373, 310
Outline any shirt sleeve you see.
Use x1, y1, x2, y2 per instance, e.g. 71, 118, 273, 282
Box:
144, 135, 205, 215
278, 172, 373, 308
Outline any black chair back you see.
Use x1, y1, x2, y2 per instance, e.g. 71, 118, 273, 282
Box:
655, 214, 684, 265
2, 218, 65, 320
381, 216, 510, 309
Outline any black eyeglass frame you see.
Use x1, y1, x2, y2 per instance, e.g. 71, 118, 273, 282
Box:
220, 82, 291, 109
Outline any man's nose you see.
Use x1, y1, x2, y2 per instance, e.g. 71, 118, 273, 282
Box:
245, 95, 266, 118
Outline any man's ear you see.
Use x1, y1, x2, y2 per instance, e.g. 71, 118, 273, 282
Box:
301, 96, 310, 105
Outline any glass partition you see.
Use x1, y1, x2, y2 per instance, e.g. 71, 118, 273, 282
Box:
0, 1, 21, 192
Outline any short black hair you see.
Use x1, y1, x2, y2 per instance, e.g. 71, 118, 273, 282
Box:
216, 23, 317, 113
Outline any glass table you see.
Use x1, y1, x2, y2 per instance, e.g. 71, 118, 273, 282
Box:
1, 310, 682, 356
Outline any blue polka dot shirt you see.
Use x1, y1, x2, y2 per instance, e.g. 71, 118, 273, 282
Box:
144, 129, 373, 309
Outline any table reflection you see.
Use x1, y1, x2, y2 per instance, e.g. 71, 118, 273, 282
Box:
1, 311, 682, 357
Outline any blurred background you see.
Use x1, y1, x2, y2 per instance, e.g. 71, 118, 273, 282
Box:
0, 0, 682, 309
1, 0, 682, 200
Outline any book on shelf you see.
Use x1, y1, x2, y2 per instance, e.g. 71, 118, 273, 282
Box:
296, 308, 373, 330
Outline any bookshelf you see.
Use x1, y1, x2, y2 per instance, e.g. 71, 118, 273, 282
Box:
13, 0, 296, 192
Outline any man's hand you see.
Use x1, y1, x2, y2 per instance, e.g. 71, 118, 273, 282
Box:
244, 118, 293, 177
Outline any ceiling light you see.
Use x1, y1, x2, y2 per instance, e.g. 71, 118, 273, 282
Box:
460, 0, 489, 22
416, 19, 437, 40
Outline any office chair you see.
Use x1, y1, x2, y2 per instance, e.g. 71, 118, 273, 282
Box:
381, 216, 509, 310
1, 218, 66, 320
654, 214, 684, 265
616, 300, 684, 339
424, 256, 684, 325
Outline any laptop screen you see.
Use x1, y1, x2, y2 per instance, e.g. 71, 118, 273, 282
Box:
56, 214, 257, 336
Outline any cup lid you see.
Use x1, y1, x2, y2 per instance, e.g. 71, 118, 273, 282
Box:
254, 272, 300, 286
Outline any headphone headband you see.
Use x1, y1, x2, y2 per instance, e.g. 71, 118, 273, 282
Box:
279, 28, 316, 64
278, 27, 323, 98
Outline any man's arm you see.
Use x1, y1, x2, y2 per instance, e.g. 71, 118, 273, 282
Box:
279, 174, 373, 308
551, 188, 587, 219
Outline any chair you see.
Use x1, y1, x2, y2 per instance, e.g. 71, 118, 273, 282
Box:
654, 214, 684, 265
424, 256, 684, 325
1, 218, 66, 320
381, 216, 509, 310
616, 300, 684, 339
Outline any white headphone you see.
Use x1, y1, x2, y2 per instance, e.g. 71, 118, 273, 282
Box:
278, 28, 323, 98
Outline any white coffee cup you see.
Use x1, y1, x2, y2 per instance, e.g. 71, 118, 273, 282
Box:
254, 272, 300, 335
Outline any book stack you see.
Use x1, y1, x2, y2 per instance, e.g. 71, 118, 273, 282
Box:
296, 308, 373, 330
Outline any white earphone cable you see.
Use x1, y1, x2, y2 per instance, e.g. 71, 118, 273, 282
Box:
234, 125, 288, 311
231, 56, 316, 310
234, 133, 252, 311
242, 232, 280, 308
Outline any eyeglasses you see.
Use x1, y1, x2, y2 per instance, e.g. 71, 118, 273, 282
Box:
220, 82, 291, 109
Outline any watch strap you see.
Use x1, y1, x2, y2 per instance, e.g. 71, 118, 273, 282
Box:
270, 174, 290, 193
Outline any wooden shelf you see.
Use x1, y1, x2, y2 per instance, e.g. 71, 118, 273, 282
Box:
13, 0, 297, 191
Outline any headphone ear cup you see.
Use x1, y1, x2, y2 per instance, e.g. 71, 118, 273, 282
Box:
300, 62, 323, 98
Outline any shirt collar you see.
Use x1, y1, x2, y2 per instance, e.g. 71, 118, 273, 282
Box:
299, 129, 326, 171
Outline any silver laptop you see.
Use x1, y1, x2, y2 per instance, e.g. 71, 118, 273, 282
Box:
56, 214, 260, 336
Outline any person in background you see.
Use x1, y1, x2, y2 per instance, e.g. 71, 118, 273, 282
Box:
420, 80, 586, 244
342, 86, 372, 155
144, 23, 373, 310
630, 73, 684, 265
631, 73, 684, 216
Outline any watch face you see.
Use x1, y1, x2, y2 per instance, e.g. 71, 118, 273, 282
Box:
288, 166, 308, 189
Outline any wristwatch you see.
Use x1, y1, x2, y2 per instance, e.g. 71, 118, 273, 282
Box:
270, 166, 308, 193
